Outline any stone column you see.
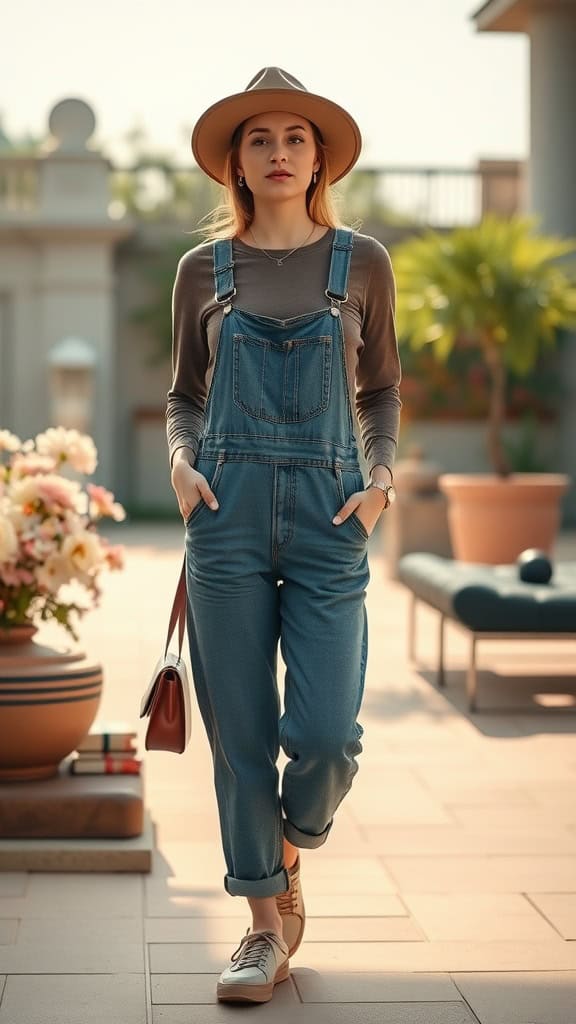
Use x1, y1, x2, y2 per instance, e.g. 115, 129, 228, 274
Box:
527, 9, 576, 520
11, 98, 134, 490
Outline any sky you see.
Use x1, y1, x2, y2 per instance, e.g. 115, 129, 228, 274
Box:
2, 0, 528, 169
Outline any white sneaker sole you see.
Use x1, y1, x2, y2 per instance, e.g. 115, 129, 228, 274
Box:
217, 960, 290, 1003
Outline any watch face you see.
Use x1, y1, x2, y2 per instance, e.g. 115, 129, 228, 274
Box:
387, 485, 397, 505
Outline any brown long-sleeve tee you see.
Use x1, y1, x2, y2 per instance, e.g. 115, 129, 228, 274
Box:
166, 227, 402, 474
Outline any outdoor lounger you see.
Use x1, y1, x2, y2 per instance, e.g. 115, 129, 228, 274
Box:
397, 552, 576, 711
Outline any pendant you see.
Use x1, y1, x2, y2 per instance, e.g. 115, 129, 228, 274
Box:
276, 259, 284, 266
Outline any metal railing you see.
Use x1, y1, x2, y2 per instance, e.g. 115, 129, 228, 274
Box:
0, 157, 523, 227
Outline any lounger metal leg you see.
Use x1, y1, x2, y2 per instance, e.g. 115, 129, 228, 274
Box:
408, 594, 417, 661
437, 614, 446, 687
467, 634, 477, 712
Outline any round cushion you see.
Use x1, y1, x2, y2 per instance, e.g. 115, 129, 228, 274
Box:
517, 548, 553, 584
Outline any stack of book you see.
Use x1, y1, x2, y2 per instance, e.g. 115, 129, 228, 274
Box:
68, 720, 142, 775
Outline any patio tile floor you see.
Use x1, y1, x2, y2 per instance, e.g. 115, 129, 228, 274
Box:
1, 523, 575, 1023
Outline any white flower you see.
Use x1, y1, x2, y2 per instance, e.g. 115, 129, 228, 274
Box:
35, 554, 72, 594
0, 430, 22, 453
9, 473, 81, 514
61, 530, 103, 576
10, 453, 57, 478
0, 515, 18, 562
35, 428, 98, 475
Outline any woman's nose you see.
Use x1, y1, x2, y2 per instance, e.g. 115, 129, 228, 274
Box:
269, 145, 287, 163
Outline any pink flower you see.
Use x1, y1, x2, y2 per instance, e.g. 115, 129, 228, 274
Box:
0, 564, 34, 587
87, 484, 126, 522
103, 543, 125, 570
10, 453, 57, 477
0, 426, 125, 637
0, 516, 18, 562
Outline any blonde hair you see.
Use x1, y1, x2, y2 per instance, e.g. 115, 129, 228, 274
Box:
190, 119, 347, 242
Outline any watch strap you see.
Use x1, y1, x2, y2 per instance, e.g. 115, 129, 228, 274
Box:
366, 481, 393, 508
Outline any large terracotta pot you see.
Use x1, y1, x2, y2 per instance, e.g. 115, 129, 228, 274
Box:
438, 473, 571, 564
0, 629, 103, 781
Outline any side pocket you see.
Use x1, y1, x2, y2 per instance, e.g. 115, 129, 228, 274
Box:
185, 459, 224, 527
334, 467, 369, 541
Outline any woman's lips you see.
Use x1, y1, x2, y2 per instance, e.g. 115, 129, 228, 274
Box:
267, 173, 292, 179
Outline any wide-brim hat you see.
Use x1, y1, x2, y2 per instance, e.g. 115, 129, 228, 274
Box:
191, 67, 362, 186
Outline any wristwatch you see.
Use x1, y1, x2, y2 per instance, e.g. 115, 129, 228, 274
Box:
366, 481, 397, 509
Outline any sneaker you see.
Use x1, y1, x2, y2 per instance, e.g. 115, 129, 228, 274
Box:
275, 854, 306, 956
216, 928, 290, 1003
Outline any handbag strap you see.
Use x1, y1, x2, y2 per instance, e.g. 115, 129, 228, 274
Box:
164, 553, 187, 658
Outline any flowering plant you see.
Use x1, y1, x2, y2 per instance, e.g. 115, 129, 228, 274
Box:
0, 427, 126, 640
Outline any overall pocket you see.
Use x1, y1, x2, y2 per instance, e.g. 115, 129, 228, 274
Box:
335, 468, 369, 541
185, 458, 224, 527
233, 332, 332, 423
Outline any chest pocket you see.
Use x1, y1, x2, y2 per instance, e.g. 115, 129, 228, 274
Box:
232, 333, 333, 423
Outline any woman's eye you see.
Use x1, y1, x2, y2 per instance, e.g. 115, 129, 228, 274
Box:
250, 136, 305, 146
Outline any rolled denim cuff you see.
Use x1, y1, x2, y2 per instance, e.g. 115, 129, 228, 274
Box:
224, 865, 290, 897
283, 816, 333, 849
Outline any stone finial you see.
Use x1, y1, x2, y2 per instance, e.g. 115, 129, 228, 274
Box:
44, 98, 96, 154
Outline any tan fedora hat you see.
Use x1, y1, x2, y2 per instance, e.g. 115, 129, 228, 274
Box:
191, 67, 362, 186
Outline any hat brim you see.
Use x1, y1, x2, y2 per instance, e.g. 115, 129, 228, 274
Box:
191, 88, 362, 186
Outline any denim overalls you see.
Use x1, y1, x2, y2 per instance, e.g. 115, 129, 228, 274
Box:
185, 228, 370, 897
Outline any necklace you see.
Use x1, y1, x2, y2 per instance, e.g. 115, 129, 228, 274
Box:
247, 223, 317, 266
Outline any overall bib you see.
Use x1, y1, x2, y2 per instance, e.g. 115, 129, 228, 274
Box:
185, 228, 370, 897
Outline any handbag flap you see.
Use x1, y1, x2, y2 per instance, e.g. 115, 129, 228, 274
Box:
139, 651, 185, 718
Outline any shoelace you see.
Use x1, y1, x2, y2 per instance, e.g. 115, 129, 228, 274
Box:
230, 930, 283, 972
276, 863, 299, 914
276, 880, 298, 914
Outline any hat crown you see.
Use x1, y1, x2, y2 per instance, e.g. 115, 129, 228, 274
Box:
244, 67, 308, 95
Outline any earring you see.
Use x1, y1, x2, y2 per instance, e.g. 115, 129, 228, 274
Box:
238, 175, 244, 188
313, 171, 317, 185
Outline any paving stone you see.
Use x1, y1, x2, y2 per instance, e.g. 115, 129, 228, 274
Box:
296, 940, 576, 972
526, 893, 576, 940
298, 916, 424, 941
452, 970, 576, 1024
0, 938, 144, 973
151, 971, 300, 1004
145, 917, 251, 943
381, 855, 576, 893
304, 891, 408, 916
365, 824, 576, 855
152, 1002, 478, 1023
401, 892, 560, 941
292, 968, 460, 1002
145, 879, 249, 919
0, 974, 146, 1024
14, 873, 143, 918
0, 922, 17, 946
0, 875, 28, 897
347, 775, 454, 826
449, 805, 576, 831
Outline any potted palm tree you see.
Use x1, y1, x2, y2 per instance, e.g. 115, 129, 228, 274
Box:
392, 213, 576, 562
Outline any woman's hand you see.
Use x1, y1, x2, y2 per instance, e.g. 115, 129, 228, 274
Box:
171, 461, 219, 523
332, 486, 387, 537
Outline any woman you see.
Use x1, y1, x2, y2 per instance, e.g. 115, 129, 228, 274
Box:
166, 67, 401, 1004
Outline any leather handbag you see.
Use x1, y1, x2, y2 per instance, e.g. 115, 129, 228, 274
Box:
139, 554, 191, 753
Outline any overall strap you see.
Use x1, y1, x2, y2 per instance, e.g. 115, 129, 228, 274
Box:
213, 239, 236, 303
326, 228, 355, 301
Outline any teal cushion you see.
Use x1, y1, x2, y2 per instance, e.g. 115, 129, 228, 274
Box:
398, 553, 576, 632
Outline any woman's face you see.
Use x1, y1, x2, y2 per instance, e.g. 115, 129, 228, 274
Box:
236, 111, 320, 201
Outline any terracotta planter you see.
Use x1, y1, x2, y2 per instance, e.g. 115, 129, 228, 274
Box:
0, 632, 103, 782
0, 624, 38, 645
438, 473, 571, 564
